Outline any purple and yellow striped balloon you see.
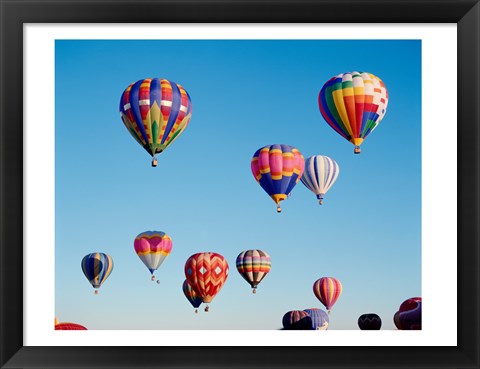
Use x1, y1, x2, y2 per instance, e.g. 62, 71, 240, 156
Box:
313, 277, 342, 313
251, 144, 305, 213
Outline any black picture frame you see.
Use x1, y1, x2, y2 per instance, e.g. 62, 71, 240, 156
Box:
1, 1, 479, 368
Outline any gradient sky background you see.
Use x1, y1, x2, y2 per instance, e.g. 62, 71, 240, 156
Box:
55, 40, 421, 330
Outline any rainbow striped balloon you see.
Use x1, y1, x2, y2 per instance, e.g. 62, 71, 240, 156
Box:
251, 144, 305, 213
81, 253, 113, 293
318, 72, 388, 154
134, 231, 172, 281
313, 277, 342, 313
119, 78, 193, 166
236, 249, 271, 293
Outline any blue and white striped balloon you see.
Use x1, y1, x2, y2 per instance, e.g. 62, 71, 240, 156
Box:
300, 155, 339, 205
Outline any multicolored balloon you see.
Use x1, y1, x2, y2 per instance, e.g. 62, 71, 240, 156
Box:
134, 231, 172, 282
236, 249, 271, 293
313, 277, 342, 313
282, 310, 313, 330
395, 297, 422, 330
301, 155, 339, 205
182, 280, 202, 314
318, 72, 388, 154
55, 322, 88, 330
184, 252, 229, 312
358, 313, 382, 330
119, 78, 193, 167
304, 308, 329, 330
251, 144, 305, 213
81, 253, 113, 294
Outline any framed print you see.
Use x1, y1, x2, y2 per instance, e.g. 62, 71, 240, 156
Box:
0, 0, 479, 368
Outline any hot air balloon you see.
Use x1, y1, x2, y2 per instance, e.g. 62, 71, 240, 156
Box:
304, 308, 329, 330
134, 231, 172, 282
184, 252, 229, 312
358, 313, 382, 330
282, 310, 313, 330
236, 249, 271, 293
55, 322, 88, 330
251, 144, 305, 212
119, 78, 193, 167
313, 277, 342, 313
182, 280, 202, 314
395, 297, 421, 330
81, 253, 113, 294
318, 72, 388, 154
301, 155, 339, 205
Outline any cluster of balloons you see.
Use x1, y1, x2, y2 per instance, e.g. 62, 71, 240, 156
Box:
282, 308, 330, 330
394, 297, 422, 330
251, 72, 388, 212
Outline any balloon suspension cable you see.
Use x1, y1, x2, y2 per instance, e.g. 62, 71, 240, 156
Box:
354, 146, 361, 154
152, 157, 158, 167
205, 305, 210, 313
94, 290, 99, 295
156, 280, 160, 284
195, 309, 198, 314
276, 205, 282, 213
151, 275, 155, 282
252, 287, 257, 294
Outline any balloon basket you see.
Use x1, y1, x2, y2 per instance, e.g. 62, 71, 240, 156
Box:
156, 280, 160, 284
195, 309, 198, 314
94, 290, 99, 295
151, 275, 155, 282
318, 199, 323, 205
252, 288, 257, 294
152, 158, 158, 167
205, 306, 210, 313
354, 146, 361, 154
276, 206, 282, 213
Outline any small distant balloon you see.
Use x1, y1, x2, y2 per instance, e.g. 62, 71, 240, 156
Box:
134, 231, 172, 282
358, 313, 382, 330
282, 310, 312, 330
182, 280, 202, 314
251, 144, 305, 212
81, 252, 113, 293
304, 308, 329, 330
236, 249, 271, 293
313, 277, 342, 313
301, 155, 339, 205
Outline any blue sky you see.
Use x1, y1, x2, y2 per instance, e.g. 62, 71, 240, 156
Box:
55, 39, 421, 330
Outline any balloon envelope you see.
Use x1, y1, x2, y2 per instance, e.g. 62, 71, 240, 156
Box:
313, 277, 342, 312
184, 252, 229, 304
251, 144, 305, 211
134, 231, 172, 275
304, 308, 329, 330
55, 322, 87, 330
282, 310, 312, 330
182, 280, 202, 309
318, 72, 388, 153
358, 313, 382, 330
81, 253, 113, 289
236, 249, 271, 290
397, 297, 422, 330
301, 155, 339, 204
119, 78, 192, 163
